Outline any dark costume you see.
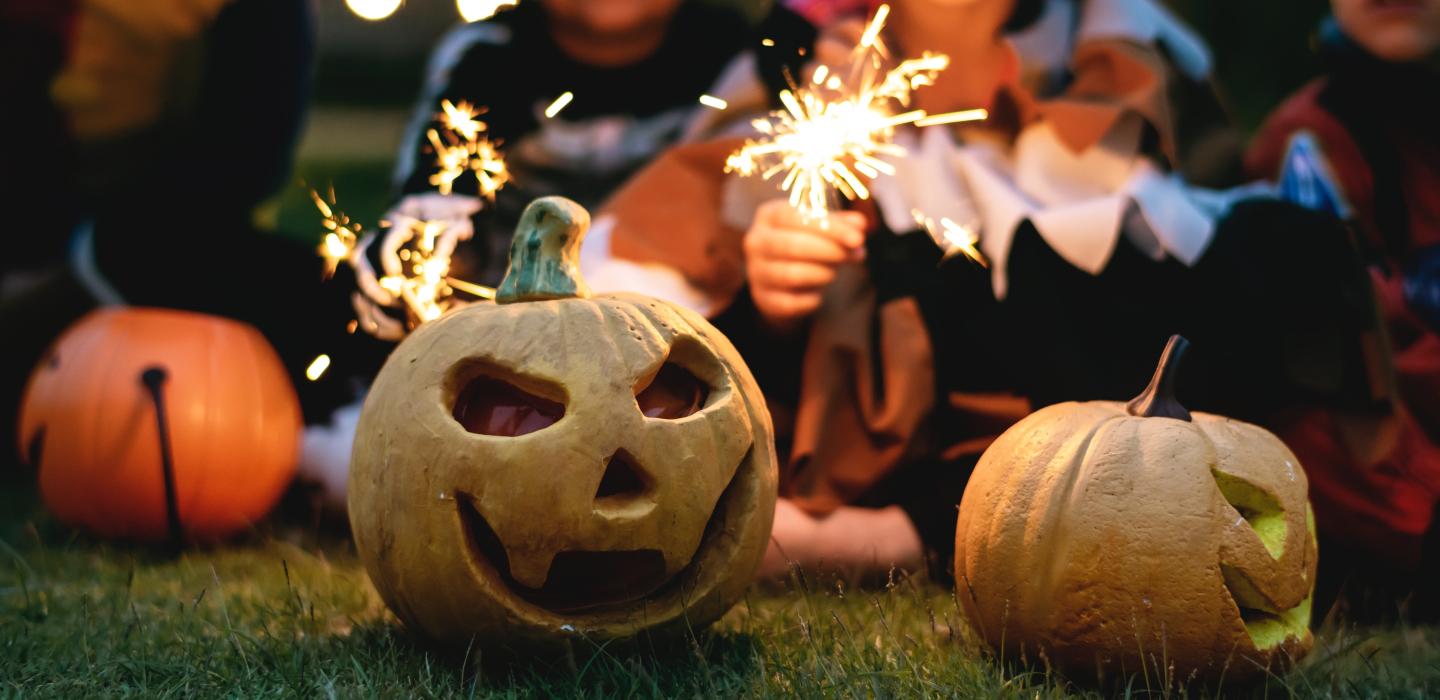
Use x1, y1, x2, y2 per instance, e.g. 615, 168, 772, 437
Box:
388, 0, 815, 286
0, 0, 385, 442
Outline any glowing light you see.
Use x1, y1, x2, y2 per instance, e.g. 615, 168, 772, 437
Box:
345, 0, 401, 21
456, 0, 516, 22
440, 99, 485, 141
915, 108, 989, 127
698, 94, 728, 110
858, 4, 889, 48
544, 91, 574, 119
313, 97, 509, 335
725, 3, 987, 221
761, 38, 776, 47
306, 354, 332, 381
311, 187, 361, 278
914, 210, 987, 266
427, 100, 509, 199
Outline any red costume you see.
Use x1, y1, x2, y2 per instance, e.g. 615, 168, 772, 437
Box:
1247, 25, 1440, 573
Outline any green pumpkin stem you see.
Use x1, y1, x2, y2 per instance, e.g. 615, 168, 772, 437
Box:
495, 196, 592, 304
1126, 335, 1192, 422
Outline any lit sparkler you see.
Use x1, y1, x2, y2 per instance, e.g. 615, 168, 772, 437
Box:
913, 210, 987, 267
312, 186, 361, 279
428, 100, 510, 199
725, 3, 988, 222
312, 98, 507, 335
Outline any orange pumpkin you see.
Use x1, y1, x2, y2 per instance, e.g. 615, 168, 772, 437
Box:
17, 308, 301, 541
955, 336, 1316, 684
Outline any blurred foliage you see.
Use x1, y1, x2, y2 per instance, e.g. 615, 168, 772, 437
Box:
1169, 0, 1332, 133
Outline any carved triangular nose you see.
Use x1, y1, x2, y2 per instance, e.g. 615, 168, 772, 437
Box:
595, 449, 650, 503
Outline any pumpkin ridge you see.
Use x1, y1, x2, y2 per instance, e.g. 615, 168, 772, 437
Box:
1026, 413, 1127, 631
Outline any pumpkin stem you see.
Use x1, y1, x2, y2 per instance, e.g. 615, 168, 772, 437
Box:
1126, 335, 1192, 421
140, 367, 185, 549
495, 196, 592, 304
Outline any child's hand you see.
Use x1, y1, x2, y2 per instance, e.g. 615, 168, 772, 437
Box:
743, 200, 867, 332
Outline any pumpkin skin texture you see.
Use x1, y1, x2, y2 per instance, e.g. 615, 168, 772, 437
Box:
348, 197, 778, 649
954, 338, 1317, 684
18, 308, 302, 541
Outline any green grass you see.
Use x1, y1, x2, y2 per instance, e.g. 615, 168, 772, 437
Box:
3, 478, 1439, 698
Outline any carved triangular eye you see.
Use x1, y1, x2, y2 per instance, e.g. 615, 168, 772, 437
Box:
635, 363, 708, 419
1212, 469, 1287, 560
453, 375, 564, 436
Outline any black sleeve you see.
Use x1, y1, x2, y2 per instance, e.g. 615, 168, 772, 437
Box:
179, 0, 316, 214
708, 286, 809, 421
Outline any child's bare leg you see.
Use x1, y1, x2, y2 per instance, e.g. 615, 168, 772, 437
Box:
758, 498, 924, 580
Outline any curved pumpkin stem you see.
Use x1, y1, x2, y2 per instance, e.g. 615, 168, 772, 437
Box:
140, 366, 184, 548
495, 196, 592, 304
1126, 334, 1192, 422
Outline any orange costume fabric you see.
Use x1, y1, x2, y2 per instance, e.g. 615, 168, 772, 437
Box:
601, 30, 1227, 518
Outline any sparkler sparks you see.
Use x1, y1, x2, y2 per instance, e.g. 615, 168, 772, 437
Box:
428, 100, 509, 199
306, 354, 332, 381
725, 3, 988, 222
312, 191, 497, 328
698, 94, 728, 110
311, 187, 361, 279
544, 91, 574, 119
311, 98, 508, 335
914, 210, 987, 267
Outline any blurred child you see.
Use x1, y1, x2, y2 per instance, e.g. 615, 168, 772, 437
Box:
300, 0, 819, 504
1247, 0, 1440, 621
357, 0, 815, 304
602, 0, 1382, 582
1, 0, 380, 462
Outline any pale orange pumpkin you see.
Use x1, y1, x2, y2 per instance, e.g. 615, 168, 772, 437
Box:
955, 336, 1317, 684
18, 308, 301, 541
348, 197, 778, 649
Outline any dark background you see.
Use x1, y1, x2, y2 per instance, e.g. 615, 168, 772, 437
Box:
274, 0, 1334, 238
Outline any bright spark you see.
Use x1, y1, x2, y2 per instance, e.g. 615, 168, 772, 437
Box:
914, 210, 987, 266
698, 94, 729, 110
311, 187, 361, 278
545, 91, 574, 119
725, 2, 984, 220
427, 100, 509, 200
725, 3, 987, 222
306, 354, 332, 381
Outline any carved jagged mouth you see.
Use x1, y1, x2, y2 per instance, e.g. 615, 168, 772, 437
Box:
455, 448, 749, 614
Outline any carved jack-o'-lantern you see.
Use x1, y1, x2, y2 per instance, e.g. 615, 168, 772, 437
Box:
955, 337, 1316, 683
349, 197, 777, 648
18, 308, 301, 541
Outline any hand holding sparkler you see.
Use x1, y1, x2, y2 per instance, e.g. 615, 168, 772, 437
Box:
744, 200, 867, 331
312, 99, 507, 339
